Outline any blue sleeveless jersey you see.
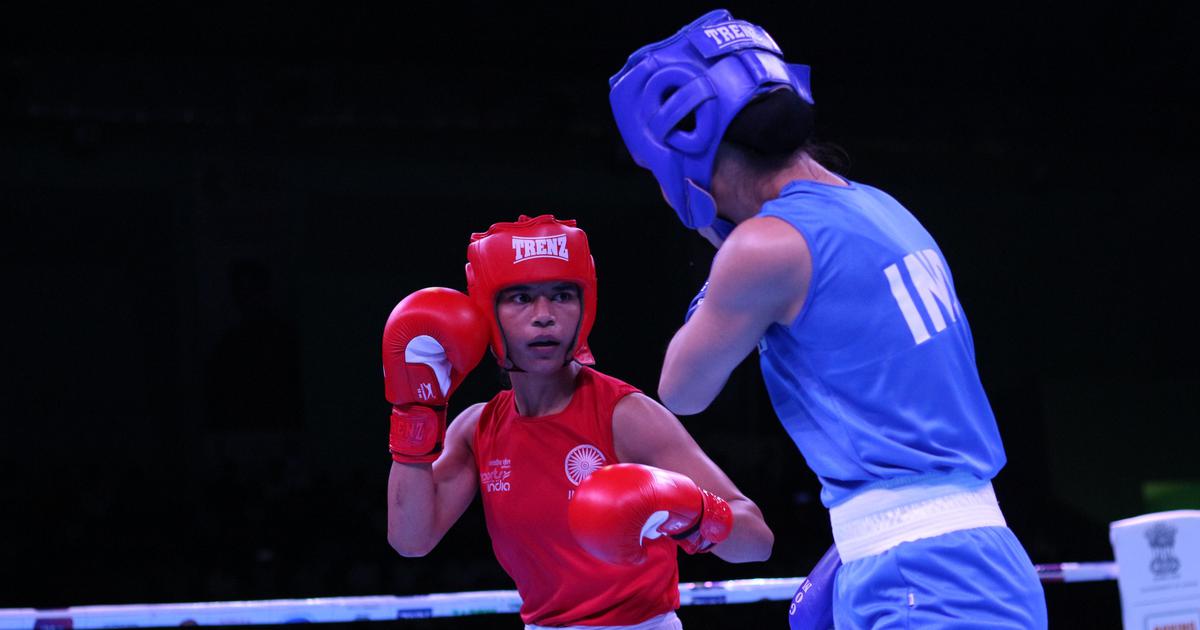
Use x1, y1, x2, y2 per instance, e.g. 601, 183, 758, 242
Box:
757, 179, 1006, 507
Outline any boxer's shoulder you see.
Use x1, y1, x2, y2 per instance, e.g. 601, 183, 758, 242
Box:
711, 217, 811, 322
449, 401, 488, 449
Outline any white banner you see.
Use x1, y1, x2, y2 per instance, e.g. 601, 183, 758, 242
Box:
1110, 510, 1200, 630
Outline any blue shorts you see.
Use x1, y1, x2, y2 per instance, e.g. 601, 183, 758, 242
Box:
833, 526, 1047, 629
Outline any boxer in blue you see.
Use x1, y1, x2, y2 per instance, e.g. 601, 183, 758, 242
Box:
608, 10, 1048, 629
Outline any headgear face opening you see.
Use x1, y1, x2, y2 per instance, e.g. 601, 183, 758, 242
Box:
609, 9, 814, 233
465, 215, 598, 368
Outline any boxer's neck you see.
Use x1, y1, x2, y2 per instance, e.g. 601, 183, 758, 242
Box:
763, 153, 848, 202
510, 362, 582, 418
714, 153, 848, 225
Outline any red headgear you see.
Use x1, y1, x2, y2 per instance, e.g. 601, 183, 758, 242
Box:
466, 214, 598, 368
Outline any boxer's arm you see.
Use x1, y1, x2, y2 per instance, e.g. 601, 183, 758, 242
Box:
387, 403, 483, 557
659, 216, 811, 415
613, 393, 773, 563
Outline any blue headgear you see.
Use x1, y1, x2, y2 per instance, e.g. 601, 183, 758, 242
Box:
609, 10, 814, 237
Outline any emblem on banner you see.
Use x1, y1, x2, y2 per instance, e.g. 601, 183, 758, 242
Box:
1146, 523, 1181, 578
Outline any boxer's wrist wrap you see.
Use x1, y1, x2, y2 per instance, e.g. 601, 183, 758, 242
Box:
672, 488, 733, 554
389, 403, 447, 464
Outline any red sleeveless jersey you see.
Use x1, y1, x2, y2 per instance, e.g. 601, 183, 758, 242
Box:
473, 367, 680, 626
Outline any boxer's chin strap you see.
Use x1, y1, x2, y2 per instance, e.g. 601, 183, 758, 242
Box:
496, 329, 526, 373
710, 217, 737, 241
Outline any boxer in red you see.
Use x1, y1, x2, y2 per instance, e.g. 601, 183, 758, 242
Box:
383, 214, 773, 629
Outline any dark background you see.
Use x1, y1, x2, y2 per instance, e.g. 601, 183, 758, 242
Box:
3, 2, 1198, 628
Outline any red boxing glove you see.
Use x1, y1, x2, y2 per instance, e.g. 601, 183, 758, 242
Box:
382, 287, 489, 463
567, 463, 734, 564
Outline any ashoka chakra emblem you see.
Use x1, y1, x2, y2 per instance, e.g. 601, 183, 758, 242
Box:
564, 444, 606, 485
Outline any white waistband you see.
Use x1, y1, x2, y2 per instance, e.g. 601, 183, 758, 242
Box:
829, 474, 1007, 563
525, 611, 681, 630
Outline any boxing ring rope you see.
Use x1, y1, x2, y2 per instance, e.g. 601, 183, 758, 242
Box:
0, 562, 1117, 629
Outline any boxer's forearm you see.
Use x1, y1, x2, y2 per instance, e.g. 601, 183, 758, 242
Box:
385, 410, 481, 558
659, 322, 732, 415
386, 461, 438, 557
712, 498, 774, 563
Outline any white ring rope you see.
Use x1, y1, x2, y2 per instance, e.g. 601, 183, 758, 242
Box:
0, 562, 1117, 629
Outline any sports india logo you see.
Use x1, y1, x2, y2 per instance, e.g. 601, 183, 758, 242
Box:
564, 444, 605, 486
481, 458, 513, 493
512, 235, 569, 263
